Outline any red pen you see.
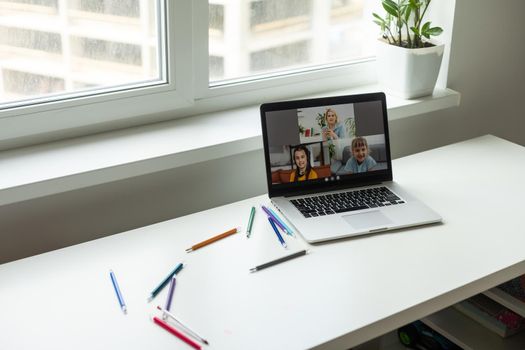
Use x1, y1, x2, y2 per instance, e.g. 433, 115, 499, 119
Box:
153, 316, 202, 350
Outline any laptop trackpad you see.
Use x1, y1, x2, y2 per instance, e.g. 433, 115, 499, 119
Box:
343, 210, 393, 230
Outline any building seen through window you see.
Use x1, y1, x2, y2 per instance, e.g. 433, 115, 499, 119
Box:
209, 0, 371, 83
0, 0, 159, 106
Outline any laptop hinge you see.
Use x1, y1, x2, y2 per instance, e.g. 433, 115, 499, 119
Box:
283, 181, 383, 198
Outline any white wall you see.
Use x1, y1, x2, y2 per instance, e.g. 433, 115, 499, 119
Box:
391, 0, 525, 154
1, 0, 524, 263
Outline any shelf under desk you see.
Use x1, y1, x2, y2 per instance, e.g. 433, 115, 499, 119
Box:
422, 307, 525, 350
1, 134, 525, 350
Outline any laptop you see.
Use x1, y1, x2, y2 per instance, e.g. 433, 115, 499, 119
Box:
260, 92, 442, 243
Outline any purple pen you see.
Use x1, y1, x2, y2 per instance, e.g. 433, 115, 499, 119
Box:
261, 205, 293, 236
162, 275, 177, 319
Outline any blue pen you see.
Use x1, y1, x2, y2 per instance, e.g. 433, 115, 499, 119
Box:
261, 205, 287, 234
268, 216, 287, 248
148, 262, 184, 302
262, 205, 294, 236
267, 207, 294, 236
109, 270, 127, 314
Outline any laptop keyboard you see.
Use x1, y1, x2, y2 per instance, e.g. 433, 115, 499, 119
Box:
290, 186, 405, 218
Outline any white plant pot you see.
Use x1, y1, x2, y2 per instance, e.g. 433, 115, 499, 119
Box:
376, 39, 444, 99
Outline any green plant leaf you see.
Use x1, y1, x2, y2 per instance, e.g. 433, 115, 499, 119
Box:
426, 27, 444, 36
404, 5, 412, 22
410, 26, 420, 35
373, 13, 384, 21
421, 21, 443, 39
373, 20, 386, 31
382, 0, 399, 17
372, 13, 386, 27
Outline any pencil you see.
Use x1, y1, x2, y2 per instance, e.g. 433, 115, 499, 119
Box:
157, 306, 209, 345
185, 227, 240, 252
246, 207, 256, 238
249, 249, 308, 272
152, 316, 202, 350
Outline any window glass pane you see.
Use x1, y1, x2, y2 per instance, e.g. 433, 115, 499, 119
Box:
250, 0, 311, 27
76, 0, 140, 18
0, 0, 162, 107
209, 3, 224, 32
4, 69, 64, 95
8, 0, 58, 7
250, 41, 309, 72
209, 55, 224, 81
209, 0, 373, 85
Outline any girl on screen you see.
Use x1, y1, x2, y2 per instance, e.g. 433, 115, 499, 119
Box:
290, 145, 318, 182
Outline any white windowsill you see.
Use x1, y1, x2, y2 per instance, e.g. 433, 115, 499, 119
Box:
0, 86, 460, 207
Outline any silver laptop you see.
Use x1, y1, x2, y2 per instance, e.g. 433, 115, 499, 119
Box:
260, 92, 441, 243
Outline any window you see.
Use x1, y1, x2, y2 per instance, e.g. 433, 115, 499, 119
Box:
208, 0, 373, 85
0, 0, 163, 108
0, 0, 453, 149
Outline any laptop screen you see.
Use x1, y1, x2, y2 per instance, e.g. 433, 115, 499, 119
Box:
260, 93, 393, 197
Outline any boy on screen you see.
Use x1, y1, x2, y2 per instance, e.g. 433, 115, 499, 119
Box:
343, 137, 377, 173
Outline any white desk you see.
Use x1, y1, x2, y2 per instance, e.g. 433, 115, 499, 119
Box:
1, 135, 525, 350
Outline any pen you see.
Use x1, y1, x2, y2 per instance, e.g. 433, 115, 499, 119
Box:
163, 276, 177, 319
250, 249, 308, 272
152, 316, 202, 350
267, 206, 294, 236
261, 205, 294, 236
157, 306, 209, 345
185, 227, 240, 252
109, 270, 127, 314
246, 207, 256, 238
268, 216, 287, 248
148, 262, 184, 302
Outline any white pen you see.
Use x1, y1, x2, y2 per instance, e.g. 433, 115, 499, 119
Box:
156, 305, 209, 345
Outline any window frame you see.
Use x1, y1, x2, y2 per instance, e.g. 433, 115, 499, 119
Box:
0, 0, 452, 150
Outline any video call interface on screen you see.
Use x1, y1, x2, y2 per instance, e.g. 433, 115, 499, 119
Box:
264, 100, 388, 185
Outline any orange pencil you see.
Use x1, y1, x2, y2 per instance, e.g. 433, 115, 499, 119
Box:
185, 227, 240, 252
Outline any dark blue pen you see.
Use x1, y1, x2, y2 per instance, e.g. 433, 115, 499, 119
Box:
268, 217, 287, 248
261, 205, 294, 236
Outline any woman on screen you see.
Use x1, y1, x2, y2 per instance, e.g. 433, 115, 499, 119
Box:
290, 145, 318, 182
322, 108, 345, 141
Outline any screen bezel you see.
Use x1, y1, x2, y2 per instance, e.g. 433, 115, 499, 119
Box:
260, 92, 393, 198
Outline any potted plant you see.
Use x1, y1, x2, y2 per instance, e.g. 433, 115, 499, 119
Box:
373, 0, 444, 99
